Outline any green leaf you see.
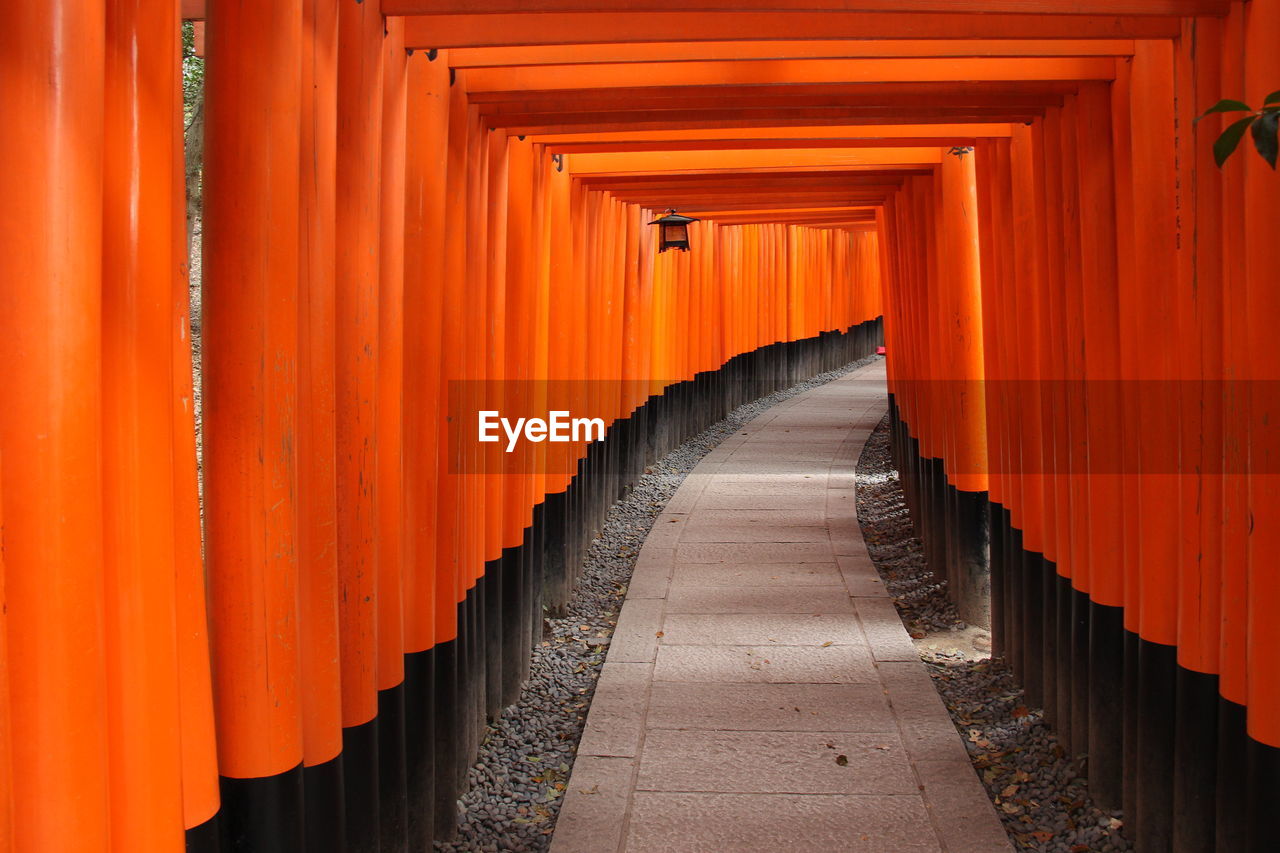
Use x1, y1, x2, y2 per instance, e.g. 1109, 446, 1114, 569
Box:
1195, 98, 1254, 123
1214, 115, 1257, 167
1264, 90, 1280, 106
1251, 110, 1279, 169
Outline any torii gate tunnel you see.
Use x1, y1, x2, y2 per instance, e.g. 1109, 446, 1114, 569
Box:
1, 1, 1278, 851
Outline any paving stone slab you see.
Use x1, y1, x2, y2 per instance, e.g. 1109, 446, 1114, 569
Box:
635, 729, 917, 795
652, 644, 879, 684
677, 521, 832, 544
548, 756, 637, 853
675, 542, 834, 565
677, 508, 830, 527
624, 792, 942, 853
610, 599, 665, 663
645, 682, 897, 733
658, 612, 864, 647
915, 760, 1015, 853
693, 492, 829, 512
576, 663, 654, 758
664, 585, 853, 615
668, 561, 844, 589
855, 596, 924, 661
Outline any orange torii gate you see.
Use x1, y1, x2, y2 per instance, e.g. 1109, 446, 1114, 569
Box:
2, 1, 1279, 852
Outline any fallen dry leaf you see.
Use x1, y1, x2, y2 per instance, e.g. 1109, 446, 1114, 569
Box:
835, 754, 849, 766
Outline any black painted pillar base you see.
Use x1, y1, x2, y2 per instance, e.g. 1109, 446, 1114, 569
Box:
342, 717, 379, 853
1172, 666, 1218, 852
219, 766, 305, 853
1088, 601, 1125, 811
1136, 638, 1177, 852
377, 683, 408, 852
1070, 587, 1090, 755
1246, 735, 1280, 853
404, 647, 435, 852
184, 811, 222, 853
945, 486, 991, 629
1215, 697, 1248, 853
431, 638, 459, 839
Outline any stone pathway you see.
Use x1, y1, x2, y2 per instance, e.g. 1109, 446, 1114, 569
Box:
549, 360, 1011, 853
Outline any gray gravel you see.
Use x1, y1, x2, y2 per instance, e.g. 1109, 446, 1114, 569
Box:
436, 354, 879, 852
854, 415, 1132, 853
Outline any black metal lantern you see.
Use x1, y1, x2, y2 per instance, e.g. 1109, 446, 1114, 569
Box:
648, 209, 699, 253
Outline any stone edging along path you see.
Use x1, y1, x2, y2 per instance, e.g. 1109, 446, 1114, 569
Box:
548, 359, 1010, 853
435, 356, 880, 853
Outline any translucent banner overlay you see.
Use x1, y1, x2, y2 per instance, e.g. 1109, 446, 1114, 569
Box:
443, 379, 1280, 475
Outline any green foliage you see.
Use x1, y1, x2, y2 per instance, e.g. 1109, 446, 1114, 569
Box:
182, 22, 205, 132
1196, 96, 1280, 169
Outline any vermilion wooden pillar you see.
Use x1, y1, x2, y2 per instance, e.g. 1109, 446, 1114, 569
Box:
1127, 40, 1181, 850
0, 458, 10, 851
1170, 18, 1225, 852
1008, 126, 1042, 697
1039, 107, 1067, 733
482, 126, 509, 722
402, 46, 450, 851
1059, 94, 1092, 754
296, 0, 345, 845
1242, 3, 1280, 847
1075, 79, 1127, 811
937, 152, 990, 628
334, 0, 384, 845
203, 0, 305, 848
0, 1, 108, 846
102, 0, 187, 847
503, 136, 538, 705
1215, 6, 1251, 851
429, 75, 470, 835
973, 139, 1006, 649
377, 18, 410, 849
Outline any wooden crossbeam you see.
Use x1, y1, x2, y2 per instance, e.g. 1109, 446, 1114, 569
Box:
566, 148, 941, 174
546, 137, 980, 153
471, 82, 1077, 110
461, 56, 1115, 92
384, 1, 1224, 18
493, 109, 1046, 134
446, 39, 1137, 68
534, 123, 1014, 143
399, 12, 1185, 49
575, 170, 921, 186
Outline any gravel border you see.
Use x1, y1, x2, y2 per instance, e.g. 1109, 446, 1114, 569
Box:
854, 416, 1132, 853
435, 354, 879, 852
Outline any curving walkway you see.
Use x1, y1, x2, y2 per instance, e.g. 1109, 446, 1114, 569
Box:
550, 360, 1011, 853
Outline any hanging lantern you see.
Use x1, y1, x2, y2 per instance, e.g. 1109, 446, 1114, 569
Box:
648, 209, 699, 253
